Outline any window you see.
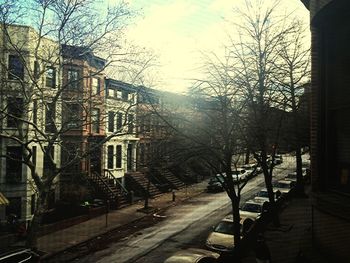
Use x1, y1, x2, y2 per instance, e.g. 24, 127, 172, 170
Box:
128, 93, 135, 103
139, 143, 145, 164
91, 108, 100, 133
116, 112, 123, 130
43, 146, 54, 176
128, 114, 134, 133
127, 144, 133, 171
62, 143, 80, 172
116, 145, 122, 168
92, 77, 100, 94
33, 100, 38, 125
116, 90, 122, 99
45, 102, 56, 133
107, 145, 114, 169
67, 69, 79, 89
7, 97, 24, 128
8, 55, 24, 80
34, 60, 40, 79
31, 194, 36, 215
5, 197, 22, 219
65, 103, 80, 129
45, 66, 56, 88
122, 91, 128, 101
145, 115, 151, 132
108, 88, 115, 97
6, 146, 22, 183
32, 146, 37, 167
108, 111, 115, 132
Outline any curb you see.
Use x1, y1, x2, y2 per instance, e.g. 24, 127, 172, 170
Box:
41, 183, 207, 261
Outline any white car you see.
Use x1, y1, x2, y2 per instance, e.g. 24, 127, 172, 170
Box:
231, 169, 249, 182
206, 215, 247, 253
239, 199, 266, 220
254, 188, 278, 203
240, 163, 261, 175
164, 248, 219, 263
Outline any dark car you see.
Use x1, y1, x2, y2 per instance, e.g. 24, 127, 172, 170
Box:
207, 175, 225, 192
0, 248, 40, 263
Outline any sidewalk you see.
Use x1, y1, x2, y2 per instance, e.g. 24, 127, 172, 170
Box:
38, 180, 209, 258
242, 188, 328, 263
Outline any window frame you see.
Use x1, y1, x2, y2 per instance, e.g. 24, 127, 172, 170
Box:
8, 54, 24, 80
116, 145, 122, 168
67, 69, 79, 89
108, 111, 115, 132
7, 97, 24, 128
6, 146, 23, 184
91, 108, 100, 133
45, 66, 56, 88
92, 77, 100, 95
107, 145, 114, 169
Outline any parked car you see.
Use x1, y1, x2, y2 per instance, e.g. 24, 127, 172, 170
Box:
206, 215, 249, 253
0, 248, 40, 263
240, 163, 261, 175
274, 155, 283, 164
164, 248, 219, 263
232, 169, 249, 182
272, 180, 295, 194
239, 199, 267, 220
207, 174, 226, 192
254, 188, 279, 203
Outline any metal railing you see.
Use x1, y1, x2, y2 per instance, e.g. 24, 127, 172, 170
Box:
103, 169, 129, 196
89, 171, 117, 199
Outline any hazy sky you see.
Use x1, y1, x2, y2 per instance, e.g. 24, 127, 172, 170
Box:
122, 0, 309, 93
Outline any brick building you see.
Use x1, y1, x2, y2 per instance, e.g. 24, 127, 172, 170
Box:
302, 0, 350, 261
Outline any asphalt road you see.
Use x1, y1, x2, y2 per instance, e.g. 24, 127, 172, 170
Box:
77, 156, 296, 263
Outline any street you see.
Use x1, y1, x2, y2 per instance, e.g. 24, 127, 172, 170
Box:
77, 156, 296, 263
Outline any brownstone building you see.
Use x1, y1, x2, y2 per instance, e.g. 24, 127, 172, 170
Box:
302, 0, 350, 261
60, 45, 107, 203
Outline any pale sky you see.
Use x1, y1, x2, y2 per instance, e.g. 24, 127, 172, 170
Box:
120, 0, 310, 93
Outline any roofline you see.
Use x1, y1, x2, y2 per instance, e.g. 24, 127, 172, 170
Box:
300, 0, 310, 10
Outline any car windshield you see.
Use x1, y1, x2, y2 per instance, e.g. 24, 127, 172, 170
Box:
209, 176, 224, 184
241, 203, 262, 213
214, 221, 234, 235
273, 182, 290, 188
257, 191, 268, 198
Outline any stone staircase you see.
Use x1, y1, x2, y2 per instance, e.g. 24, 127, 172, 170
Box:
125, 172, 163, 197
88, 171, 129, 209
159, 168, 185, 190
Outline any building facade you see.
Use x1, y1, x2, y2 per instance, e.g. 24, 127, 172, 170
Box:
104, 79, 138, 186
303, 0, 350, 261
0, 25, 61, 222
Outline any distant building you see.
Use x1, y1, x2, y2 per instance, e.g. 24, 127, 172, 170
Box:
60, 44, 107, 204
303, 1, 350, 262
104, 79, 138, 193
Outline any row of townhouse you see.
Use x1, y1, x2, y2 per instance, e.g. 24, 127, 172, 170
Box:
0, 24, 195, 223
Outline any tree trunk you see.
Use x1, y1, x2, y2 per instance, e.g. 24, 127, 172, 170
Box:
261, 154, 280, 227
144, 176, 150, 209
231, 197, 242, 262
295, 147, 306, 196
26, 193, 47, 249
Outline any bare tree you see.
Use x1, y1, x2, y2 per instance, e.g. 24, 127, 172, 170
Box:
274, 19, 310, 196
148, 51, 257, 259
229, 0, 297, 226
0, 0, 145, 248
